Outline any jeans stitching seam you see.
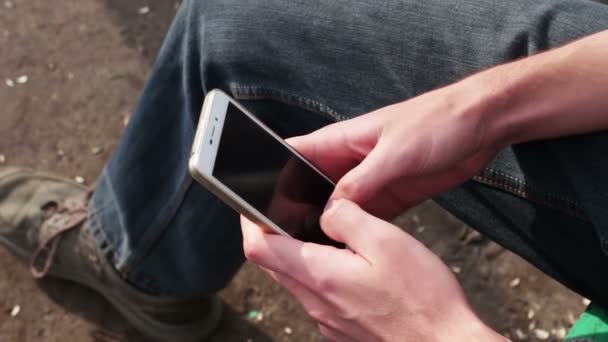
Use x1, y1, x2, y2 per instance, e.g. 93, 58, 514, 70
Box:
94, 168, 131, 270
484, 167, 585, 207
229, 85, 346, 121
474, 168, 589, 221
87, 201, 125, 276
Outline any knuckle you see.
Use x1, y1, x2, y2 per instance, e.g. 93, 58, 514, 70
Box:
337, 177, 363, 199
319, 199, 347, 229
319, 210, 336, 231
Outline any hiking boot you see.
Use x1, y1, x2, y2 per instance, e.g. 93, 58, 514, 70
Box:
0, 167, 222, 342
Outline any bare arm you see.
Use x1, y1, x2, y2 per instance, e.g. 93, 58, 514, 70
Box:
469, 29, 608, 148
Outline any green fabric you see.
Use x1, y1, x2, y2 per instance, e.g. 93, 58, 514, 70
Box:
567, 304, 608, 342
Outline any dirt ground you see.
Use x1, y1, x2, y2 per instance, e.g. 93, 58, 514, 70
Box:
0, 0, 589, 341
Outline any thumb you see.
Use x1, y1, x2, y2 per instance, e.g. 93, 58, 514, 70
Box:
320, 199, 402, 261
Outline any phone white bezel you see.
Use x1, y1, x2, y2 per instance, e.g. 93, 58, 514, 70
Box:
189, 89, 335, 238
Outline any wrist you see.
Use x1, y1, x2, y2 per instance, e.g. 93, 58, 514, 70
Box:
443, 73, 513, 154
436, 309, 506, 342
464, 315, 507, 342
453, 68, 522, 151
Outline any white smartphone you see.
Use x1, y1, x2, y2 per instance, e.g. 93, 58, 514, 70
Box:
189, 89, 342, 247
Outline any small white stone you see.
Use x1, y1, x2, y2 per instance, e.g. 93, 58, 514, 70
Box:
582, 298, 591, 306
509, 277, 520, 288
416, 226, 426, 233
514, 328, 527, 341
67, 72, 74, 80
528, 321, 536, 331
527, 308, 535, 320
255, 312, 264, 322
284, 327, 292, 334
552, 326, 567, 339
123, 112, 131, 127
0, 154, 5, 163
4, 1, 13, 9
10, 305, 20, 317
74, 176, 85, 184
5, 78, 14, 87
450, 266, 461, 274
91, 146, 103, 155
567, 311, 577, 325
411, 215, 420, 224
533, 329, 550, 340
57, 149, 65, 157
138, 6, 150, 14
16, 75, 28, 84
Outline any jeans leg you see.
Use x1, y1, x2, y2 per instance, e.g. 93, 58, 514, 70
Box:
91, 0, 608, 301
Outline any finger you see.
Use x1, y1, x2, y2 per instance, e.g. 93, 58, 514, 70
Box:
241, 215, 360, 287
359, 149, 495, 218
286, 117, 381, 182
320, 199, 405, 262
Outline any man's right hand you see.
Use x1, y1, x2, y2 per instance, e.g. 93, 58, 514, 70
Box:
288, 82, 498, 219
290, 30, 608, 220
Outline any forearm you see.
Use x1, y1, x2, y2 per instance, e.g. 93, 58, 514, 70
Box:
465, 29, 608, 149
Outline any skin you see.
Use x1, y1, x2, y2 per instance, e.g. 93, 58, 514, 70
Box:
242, 30, 608, 341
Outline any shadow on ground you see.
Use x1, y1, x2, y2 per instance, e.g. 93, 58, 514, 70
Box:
38, 276, 272, 342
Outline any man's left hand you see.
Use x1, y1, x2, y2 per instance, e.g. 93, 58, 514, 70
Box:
241, 199, 504, 342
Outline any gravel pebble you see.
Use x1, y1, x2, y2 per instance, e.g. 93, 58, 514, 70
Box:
91, 146, 103, 155
509, 277, 520, 288
514, 328, 527, 341
10, 305, 20, 317
527, 308, 535, 320
552, 327, 567, 339
533, 329, 550, 340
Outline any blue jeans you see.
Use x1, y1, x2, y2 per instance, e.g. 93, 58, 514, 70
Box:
89, 0, 608, 306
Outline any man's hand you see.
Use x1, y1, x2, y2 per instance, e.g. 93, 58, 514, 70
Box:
288, 31, 608, 221
241, 200, 504, 342
288, 83, 498, 219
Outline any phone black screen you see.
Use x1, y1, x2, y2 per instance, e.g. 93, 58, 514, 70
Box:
213, 103, 340, 247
